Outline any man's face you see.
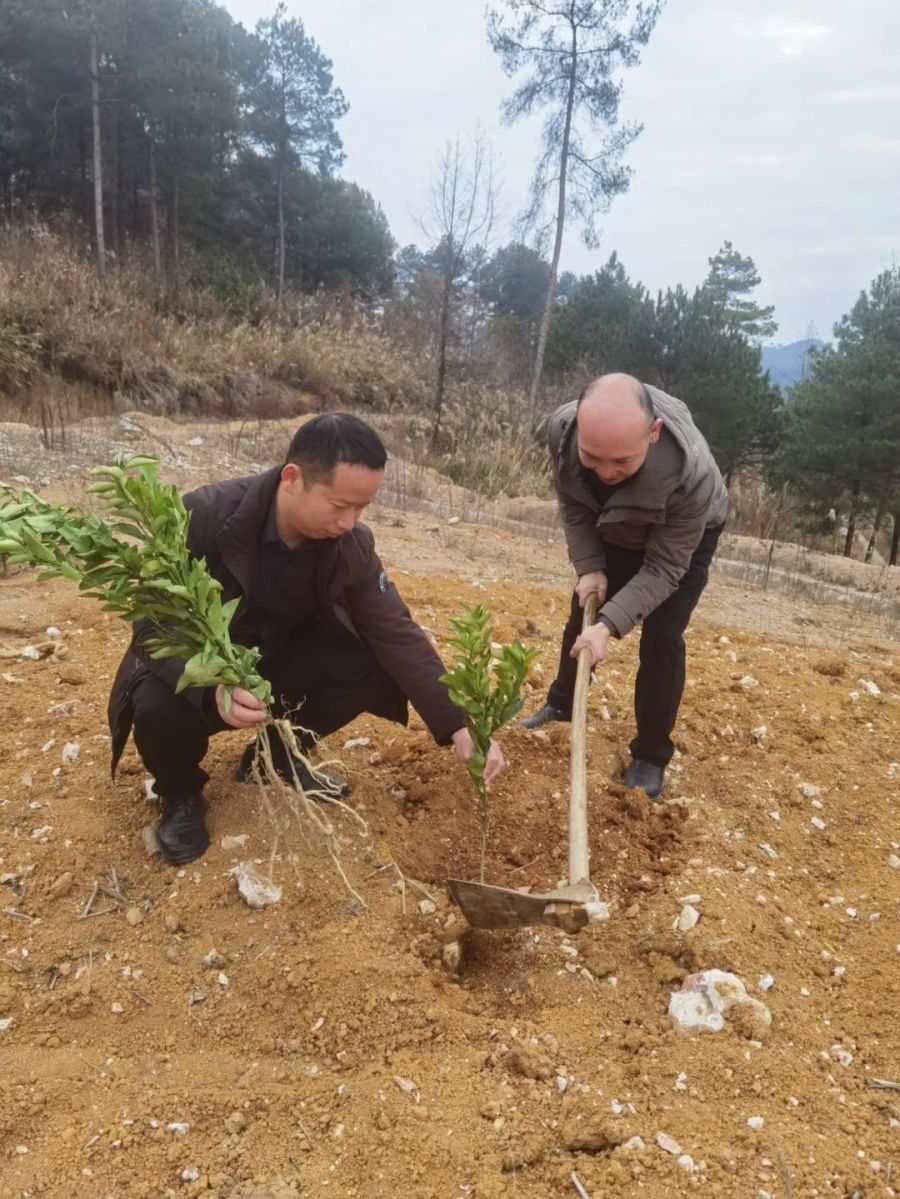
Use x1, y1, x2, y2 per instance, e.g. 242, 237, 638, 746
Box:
279, 462, 383, 541
577, 416, 663, 485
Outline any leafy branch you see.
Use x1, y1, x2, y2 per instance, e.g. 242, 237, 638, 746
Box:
0, 455, 270, 708
440, 604, 538, 881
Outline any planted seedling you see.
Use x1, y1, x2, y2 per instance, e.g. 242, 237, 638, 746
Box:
440, 605, 538, 881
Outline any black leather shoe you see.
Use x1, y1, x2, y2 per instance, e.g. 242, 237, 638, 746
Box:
235, 744, 351, 800
157, 791, 210, 865
521, 703, 568, 730
623, 759, 665, 801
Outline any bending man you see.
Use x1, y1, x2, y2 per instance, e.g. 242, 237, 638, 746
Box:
109, 413, 504, 864
523, 374, 727, 800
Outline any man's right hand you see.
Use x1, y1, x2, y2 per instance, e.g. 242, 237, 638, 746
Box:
215, 684, 269, 729
575, 570, 608, 608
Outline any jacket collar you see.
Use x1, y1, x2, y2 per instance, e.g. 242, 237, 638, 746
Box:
215, 466, 282, 594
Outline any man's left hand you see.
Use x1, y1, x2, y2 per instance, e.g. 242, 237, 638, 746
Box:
571, 622, 612, 667
451, 727, 506, 788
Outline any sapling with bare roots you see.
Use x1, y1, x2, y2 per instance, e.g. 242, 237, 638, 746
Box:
440, 605, 538, 882
0, 456, 363, 901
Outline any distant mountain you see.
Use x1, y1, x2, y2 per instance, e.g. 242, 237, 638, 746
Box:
761, 339, 824, 391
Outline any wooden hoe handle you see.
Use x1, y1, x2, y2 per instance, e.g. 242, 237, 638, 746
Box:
569, 593, 597, 886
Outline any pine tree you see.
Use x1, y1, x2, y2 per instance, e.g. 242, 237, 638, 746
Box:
704, 241, 777, 341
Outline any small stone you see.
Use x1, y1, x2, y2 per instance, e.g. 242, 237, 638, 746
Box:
747, 1116, 764, 1130
220, 835, 248, 851
224, 1111, 246, 1135
342, 736, 370, 750
858, 678, 881, 696
49, 872, 73, 899
181, 1166, 200, 1182
751, 726, 767, 741
167, 1122, 189, 1134
111, 1002, 124, 1014
164, 912, 182, 934
418, 899, 437, 916
232, 861, 281, 908
758, 974, 775, 992
888, 855, 900, 870
61, 742, 80, 763
125, 907, 144, 927
203, 949, 226, 970
678, 1154, 695, 1171
674, 904, 700, 933
798, 783, 822, 798
623, 1136, 646, 1151
811, 816, 826, 831
739, 675, 759, 689
188, 990, 206, 1006
656, 1132, 682, 1156
187, 436, 203, 447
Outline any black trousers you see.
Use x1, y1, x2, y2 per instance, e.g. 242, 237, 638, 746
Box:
547, 524, 723, 767
131, 632, 407, 797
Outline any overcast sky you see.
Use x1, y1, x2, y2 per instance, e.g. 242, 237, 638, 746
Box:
223, 0, 900, 344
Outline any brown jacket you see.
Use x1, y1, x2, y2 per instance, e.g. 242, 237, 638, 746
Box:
108, 467, 465, 774
549, 386, 728, 637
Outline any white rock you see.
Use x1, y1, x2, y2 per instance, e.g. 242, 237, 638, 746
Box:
677, 893, 702, 905
0, 1017, 13, 1031
143, 778, 157, 801
218, 972, 229, 987
674, 904, 700, 933
30, 825, 54, 840
751, 726, 767, 741
888, 855, 900, 870
623, 1136, 646, 1151
61, 742, 80, 763
811, 816, 826, 831
181, 1166, 200, 1182
668, 969, 772, 1035
203, 949, 226, 969
739, 675, 759, 689
848, 691, 860, 702
221, 834, 248, 851
167, 1123, 190, 1134
187, 436, 203, 447
798, 783, 822, 798
111, 1002, 124, 1014
20, 646, 40, 660
232, 862, 282, 909
447, 516, 460, 525
45, 626, 61, 638
418, 899, 437, 916
747, 1116, 764, 1130
555, 1074, 568, 1092
655, 1132, 682, 1156
342, 736, 370, 750
393, 1075, 419, 1098
584, 899, 610, 923
674, 1072, 687, 1091
678, 1154, 695, 1171
858, 678, 881, 696
758, 974, 775, 992
830, 1044, 853, 1067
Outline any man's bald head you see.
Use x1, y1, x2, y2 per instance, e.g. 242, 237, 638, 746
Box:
575, 373, 663, 485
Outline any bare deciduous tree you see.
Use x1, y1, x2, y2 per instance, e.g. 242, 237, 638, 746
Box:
487, 0, 663, 437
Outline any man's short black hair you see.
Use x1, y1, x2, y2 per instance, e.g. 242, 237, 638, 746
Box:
286, 413, 387, 485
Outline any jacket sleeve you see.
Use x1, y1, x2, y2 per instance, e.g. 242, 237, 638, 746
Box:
343, 540, 467, 745
550, 437, 606, 576
126, 491, 215, 712
600, 483, 711, 637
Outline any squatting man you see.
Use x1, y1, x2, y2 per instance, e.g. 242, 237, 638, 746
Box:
108, 413, 505, 865
523, 374, 728, 800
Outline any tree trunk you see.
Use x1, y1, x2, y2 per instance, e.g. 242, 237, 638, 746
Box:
276, 142, 286, 315
889, 511, 899, 567
148, 128, 163, 301
167, 168, 180, 296
432, 267, 453, 444
524, 21, 578, 444
109, 106, 121, 266
843, 481, 861, 557
89, 28, 106, 278
864, 504, 885, 563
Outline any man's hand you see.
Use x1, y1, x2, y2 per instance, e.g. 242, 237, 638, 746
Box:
571, 622, 612, 667
215, 684, 268, 729
575, 570, 608, 608
451, 727, 506, 789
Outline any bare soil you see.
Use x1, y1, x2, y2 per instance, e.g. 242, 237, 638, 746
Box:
1, 414, 898, 1199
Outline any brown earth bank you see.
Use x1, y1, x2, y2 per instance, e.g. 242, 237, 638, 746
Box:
0, 415, 898, 1199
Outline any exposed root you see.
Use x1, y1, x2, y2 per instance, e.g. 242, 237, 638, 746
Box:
248, 717, 368, 910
